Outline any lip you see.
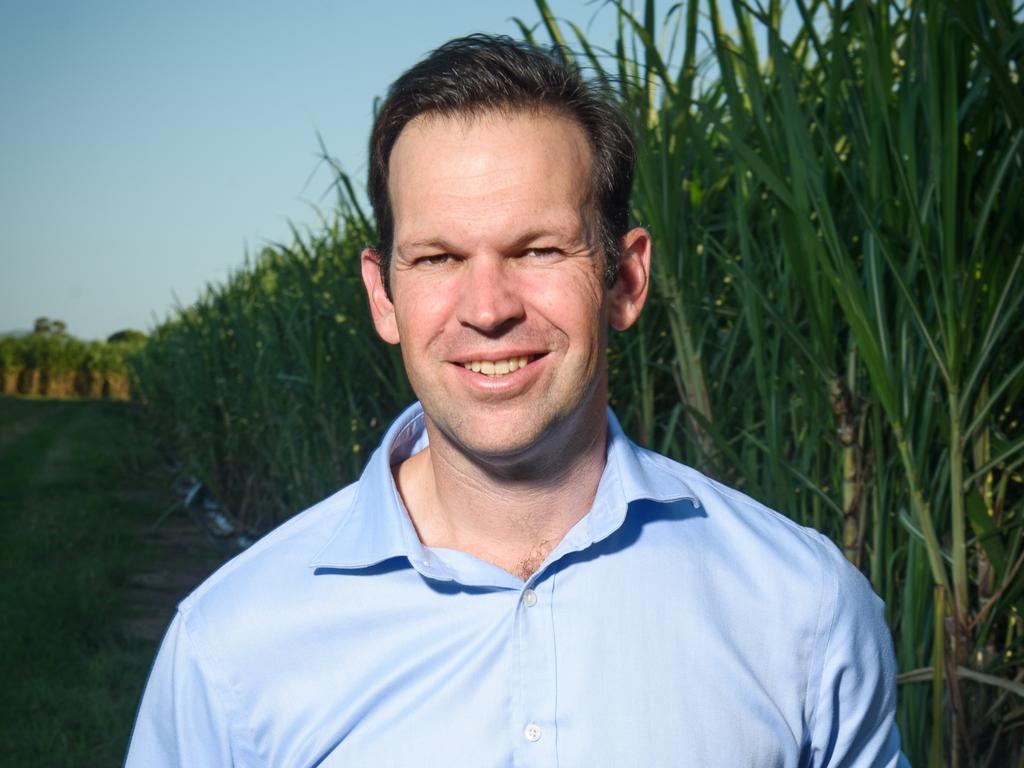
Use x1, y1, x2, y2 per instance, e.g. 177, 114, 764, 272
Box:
447, 351, 548, 394
447, 350, 547, 365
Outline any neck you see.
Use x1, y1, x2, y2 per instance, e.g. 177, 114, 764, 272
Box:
394, 413, 609, 581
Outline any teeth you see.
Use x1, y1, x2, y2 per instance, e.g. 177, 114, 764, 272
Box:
462, 355, 532, 376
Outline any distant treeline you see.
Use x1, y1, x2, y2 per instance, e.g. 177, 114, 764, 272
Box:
0, 319, 144, 400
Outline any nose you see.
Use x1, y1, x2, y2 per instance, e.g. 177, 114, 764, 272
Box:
455, 255, 524, 333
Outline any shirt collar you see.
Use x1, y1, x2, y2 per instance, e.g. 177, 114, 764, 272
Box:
309, 402, 698, 580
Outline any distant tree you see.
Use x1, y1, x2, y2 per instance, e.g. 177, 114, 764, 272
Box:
107, 329, 147, 344
32, 317, 68, 336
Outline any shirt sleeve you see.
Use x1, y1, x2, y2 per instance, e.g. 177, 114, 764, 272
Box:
805, 537, 909, 768
125, 611, 243, 767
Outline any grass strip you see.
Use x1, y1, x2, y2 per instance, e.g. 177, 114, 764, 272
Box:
0, 396, 217, 766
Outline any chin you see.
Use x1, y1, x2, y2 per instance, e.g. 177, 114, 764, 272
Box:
441, 411, 589, 470
451, 427, 549, 464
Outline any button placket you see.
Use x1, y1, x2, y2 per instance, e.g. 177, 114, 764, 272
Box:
512, 577, 558, 764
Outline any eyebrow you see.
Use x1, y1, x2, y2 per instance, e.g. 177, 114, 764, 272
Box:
399, 238, 451, 252
510, 228, 578, 247
398, 228, 580, 255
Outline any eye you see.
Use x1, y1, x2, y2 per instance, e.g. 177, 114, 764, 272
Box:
523, 247, 562, 258
416, 253, 452, 266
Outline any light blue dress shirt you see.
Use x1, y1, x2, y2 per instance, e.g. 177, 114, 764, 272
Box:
127, 403, 907, 767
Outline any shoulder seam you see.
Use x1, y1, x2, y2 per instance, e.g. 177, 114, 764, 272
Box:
183, 606, 266, 766
801, 530, 841, 760
182, 484, 358, 608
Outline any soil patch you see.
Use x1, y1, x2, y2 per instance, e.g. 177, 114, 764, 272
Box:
121, 508, 225, 641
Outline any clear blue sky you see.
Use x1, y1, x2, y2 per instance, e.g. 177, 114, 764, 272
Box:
0, 0, 620, 340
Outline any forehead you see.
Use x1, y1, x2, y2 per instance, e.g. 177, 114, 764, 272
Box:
388, 109, 594, 247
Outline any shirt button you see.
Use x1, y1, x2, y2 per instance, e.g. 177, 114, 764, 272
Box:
522, 588, 538, 607
524, 723, 542, 742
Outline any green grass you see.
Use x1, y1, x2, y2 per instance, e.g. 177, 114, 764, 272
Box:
0, 397, 189, 765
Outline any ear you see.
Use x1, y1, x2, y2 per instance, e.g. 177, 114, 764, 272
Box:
360, 247, 400, 345
607, 227, 651, 331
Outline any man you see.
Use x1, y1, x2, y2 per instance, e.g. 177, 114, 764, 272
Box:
127, 35, 906, 766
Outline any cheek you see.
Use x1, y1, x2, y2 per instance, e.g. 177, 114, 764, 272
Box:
393, 284, 455, 341
523, 273, 605, 330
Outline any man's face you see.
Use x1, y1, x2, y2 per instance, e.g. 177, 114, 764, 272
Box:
362, 110, 647, 466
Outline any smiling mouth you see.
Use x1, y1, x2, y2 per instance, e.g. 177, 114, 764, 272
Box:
461, 355, 538, 376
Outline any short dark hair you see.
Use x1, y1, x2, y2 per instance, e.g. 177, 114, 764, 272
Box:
367, 34, 636, 296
